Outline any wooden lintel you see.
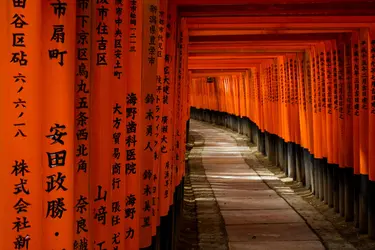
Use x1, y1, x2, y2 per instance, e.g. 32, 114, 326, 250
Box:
188, 29, 355, 36
189, 39, 338, 44
191, 69, 245, 74
171, 0, 373, 5
186, 16, 375, 24
189, 60, 275, 65
192, 72, 244, 77
189, 44, 312, 50
188, 33, 345, 43
189, 65, 261, 69
189, 55, 281, 60
187, 23, 371, 30
188, 52, 300, 57
189, 49, 306, 53
179, 3, 375, 17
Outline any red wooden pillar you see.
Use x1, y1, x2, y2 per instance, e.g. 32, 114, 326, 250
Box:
74, 0, 91, 247
2, 1, 44, 249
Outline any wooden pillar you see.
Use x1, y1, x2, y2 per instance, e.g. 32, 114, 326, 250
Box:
287, 142, 296, 180
327, 164, 334, 207
42, 1, 76, 248
124, 0, 143, 248
2, 1, 44, 249
344, 168, 354, 222
140, 0, 159, 247
74, 0, 92, 247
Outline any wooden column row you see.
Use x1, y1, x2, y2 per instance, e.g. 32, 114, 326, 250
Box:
190, 27, 375, 180
0, 0, 190, 249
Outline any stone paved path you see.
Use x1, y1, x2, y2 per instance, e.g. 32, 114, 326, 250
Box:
188, 120, 355, 250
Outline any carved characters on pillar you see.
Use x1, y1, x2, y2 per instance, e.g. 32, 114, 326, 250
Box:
353, 42, 360, 116
10, 1, 28, 138
49, 0, 68, 66
338, 47, 345, 120
125, 92, 138, 240
96, 0, 109, 66
112, 102, 123, 249
74, 0, 90, 248
10, 1, 32, 247
129, 0, 137, 52
371, 40, 375, 115
114, 0, 124, 79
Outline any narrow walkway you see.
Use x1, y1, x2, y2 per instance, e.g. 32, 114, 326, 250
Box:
188, 120, 354, 250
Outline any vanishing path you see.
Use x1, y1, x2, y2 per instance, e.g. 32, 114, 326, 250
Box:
188, 120, 355, 250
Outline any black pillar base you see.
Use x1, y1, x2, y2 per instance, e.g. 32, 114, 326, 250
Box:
248, 119, 253, 143
257, 129, 266, 155
295, 145, 303, 183
283, 141, 289, 175
327, 164, 334, 208
251, 122, 258, 145
359, 175, 369, 233
322, 159, 328, 204
287, 143, 296, 180
332, 164, 340, 213
368, 180, 375, 239
344, 168, 354, 222
277, 138, 284, 170
159, 209, 173, 250
266, 134, 277, 165
265, 132, 270, 158
339, 167, 345, 217
318, 160, 324, 202
354, 174, 361, 228
304, 149, 312, 190
144, 180, 184, 250
313, 159, 320, 198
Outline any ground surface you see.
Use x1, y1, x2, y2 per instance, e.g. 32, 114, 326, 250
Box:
177, 119, 372, 250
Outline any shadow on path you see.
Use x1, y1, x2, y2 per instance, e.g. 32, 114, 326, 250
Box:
184, 120, 355, 250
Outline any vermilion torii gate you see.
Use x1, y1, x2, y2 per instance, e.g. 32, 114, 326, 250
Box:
187, 2, 375, 246
1, 0, 375, 249
1, 0, 189, 249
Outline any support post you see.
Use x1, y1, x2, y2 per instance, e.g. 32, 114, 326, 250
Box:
354, 174, 360, 228
265, 132, 270, 157
283, 141, 289, 175
322, 160, 328, 204
333, 164, 340, 213
273, 135, 279, 167
278, 138, 284, 171
304, 149, 311, 189
318, 160, 324, 201
269, 134, 277, 165
344, 168, 354, 221
313, 159, 319, 198
359, 175, 369, 233
287, 142, 296, 180
327, 164, 334, 207
368, 180, 375, 239
339, 168, 345, 217
249, 120, 253, 143
295, 145, 303, 183
257, 129, 266, 155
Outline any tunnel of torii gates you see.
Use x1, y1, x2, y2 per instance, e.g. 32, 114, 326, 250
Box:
3, 0, 375, 249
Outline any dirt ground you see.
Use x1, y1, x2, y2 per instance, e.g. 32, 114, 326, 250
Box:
177, 131, 375, 250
